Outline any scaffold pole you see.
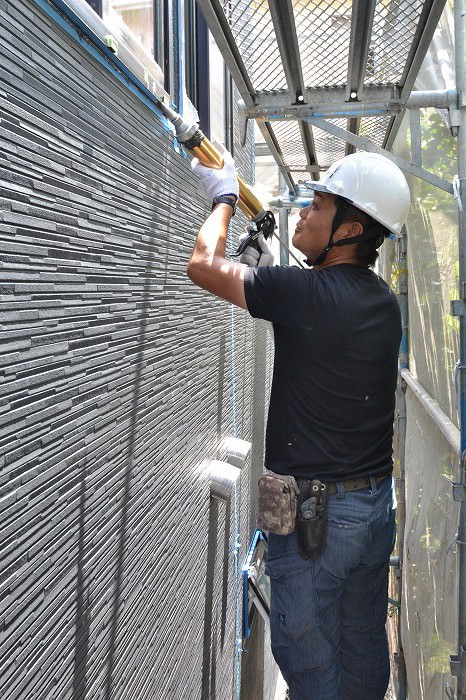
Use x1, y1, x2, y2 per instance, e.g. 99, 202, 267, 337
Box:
451, 0, 466, 696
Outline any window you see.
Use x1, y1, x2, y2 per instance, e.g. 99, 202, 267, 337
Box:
184, 3, 229, 144
209, 31, 225, 146
85, 0, 102, 14
104, 0, 155, 59
80, 0, 233, 146
184, 3, 209, 135
184, 0, 197, 106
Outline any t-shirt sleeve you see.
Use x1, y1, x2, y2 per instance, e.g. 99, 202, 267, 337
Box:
244, 264, 313, 326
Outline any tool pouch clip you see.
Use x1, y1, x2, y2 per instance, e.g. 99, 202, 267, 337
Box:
296, 479, 327, 559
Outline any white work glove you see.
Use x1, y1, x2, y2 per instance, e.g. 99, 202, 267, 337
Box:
191, 149, 239, 204
239, 233, 274, 267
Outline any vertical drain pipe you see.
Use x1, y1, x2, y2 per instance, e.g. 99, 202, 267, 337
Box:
451, 0, 466, 695
395, 229, 408, 700
203, 460, 242, 700
207, 441, 250, 700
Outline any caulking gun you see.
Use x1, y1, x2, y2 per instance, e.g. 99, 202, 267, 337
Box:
157, 101, 276, 256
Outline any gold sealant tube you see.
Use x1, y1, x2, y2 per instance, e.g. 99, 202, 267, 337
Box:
157, 101, 267, 223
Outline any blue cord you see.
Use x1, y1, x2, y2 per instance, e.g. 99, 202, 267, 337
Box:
230, 303, 238, 438
229, 228, 241, 700
233, 473, 241, 700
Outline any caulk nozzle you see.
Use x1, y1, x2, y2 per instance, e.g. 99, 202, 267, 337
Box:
157, 100, 181, 125
156, 100, 198, 142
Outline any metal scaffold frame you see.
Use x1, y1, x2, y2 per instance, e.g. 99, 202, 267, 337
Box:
450, 1, 466, 696
198, 0, 448, 179
195, 0, 466, 697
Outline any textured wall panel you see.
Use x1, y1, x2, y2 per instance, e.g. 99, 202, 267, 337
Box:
0, 1, 271, 698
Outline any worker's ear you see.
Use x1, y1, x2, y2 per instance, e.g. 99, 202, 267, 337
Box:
334, 221, 364, 240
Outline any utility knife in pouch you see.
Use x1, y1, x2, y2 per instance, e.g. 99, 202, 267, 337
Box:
296, 479, 327, 559
257, 471, 299, 535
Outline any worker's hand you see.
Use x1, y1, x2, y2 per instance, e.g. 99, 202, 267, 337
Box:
239, 233, 274, 267
191, 150, 239, 204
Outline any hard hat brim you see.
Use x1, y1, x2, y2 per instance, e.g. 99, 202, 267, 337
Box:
304, 181, 332, 194
304, 181, 355, 208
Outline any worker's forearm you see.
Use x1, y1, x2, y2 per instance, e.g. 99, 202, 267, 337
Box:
188, 203, 233, 268
186, 203, 247, 309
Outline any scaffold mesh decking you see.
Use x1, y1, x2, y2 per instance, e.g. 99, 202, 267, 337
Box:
199, 0, 447, 185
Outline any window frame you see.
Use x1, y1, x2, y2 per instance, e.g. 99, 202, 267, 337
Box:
62, 0, 235, 149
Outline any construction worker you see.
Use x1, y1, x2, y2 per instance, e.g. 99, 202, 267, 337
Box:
188, 150, 411, 700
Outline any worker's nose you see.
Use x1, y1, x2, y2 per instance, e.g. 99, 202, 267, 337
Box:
300, 204, 311, 218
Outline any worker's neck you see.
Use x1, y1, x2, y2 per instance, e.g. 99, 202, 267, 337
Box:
316, 248, 366, 270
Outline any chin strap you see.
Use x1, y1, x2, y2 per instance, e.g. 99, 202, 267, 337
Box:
305, 200, 386, 267
333, 229, 386, 249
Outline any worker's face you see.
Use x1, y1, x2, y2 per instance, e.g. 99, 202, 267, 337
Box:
292, 192, 337, 261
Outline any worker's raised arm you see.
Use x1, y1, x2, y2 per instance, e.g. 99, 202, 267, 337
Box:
187, 150, 248, 309
187, 204, 248, 309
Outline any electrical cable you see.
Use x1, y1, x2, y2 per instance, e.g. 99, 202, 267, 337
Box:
229, 226, 242, 700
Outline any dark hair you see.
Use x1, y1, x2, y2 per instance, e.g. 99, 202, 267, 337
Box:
339, 202, 389, 267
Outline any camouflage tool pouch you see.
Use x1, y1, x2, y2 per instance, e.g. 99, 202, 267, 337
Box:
257, 471, 300, 535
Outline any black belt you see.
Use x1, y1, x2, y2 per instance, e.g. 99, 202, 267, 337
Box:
298, 472, 391, 495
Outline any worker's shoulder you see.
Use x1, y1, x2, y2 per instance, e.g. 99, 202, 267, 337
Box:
246, 263, 310, 287
321, 263, 392, 291
317, 265, 398, 314
248, 263, 393, 299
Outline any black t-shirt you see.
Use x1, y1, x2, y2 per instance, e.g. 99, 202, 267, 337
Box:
244, 263, 401, 481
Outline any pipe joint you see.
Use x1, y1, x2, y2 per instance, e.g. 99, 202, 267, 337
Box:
209, 460, 241, 502
453, 483, 466, 501
450, 646, 466, 677
221, 436, 251, 469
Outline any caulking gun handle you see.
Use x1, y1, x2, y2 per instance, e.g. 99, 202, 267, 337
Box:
233, 231, 260, 257
233, 209, 276, 257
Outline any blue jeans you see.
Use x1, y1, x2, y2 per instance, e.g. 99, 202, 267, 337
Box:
265, 475, 396, 700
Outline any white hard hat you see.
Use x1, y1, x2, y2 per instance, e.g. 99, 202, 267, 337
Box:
305, 152, 411, 235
